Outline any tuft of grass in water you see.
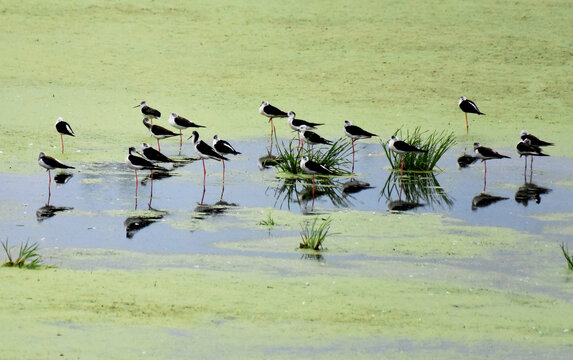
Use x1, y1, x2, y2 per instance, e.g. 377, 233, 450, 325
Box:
560, 243, 573, 271
275, 138, 353, 176
2, 239, 42, 269
382, 127, 456, 172
258, 212, 276, 227
299, 217, 333, 251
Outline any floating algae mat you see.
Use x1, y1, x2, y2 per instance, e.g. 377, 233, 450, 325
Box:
2, 0, 573, 359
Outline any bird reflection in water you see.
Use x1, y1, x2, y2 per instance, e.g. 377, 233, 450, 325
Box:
271, 177, 349, 214
258, 154, 281, 170
471, 193, 509, 210
36, 204, 74, 222
36, 171, 74, 222
514, 183, 551, 206
342, 178, 375, 197
457, 154, 479, 168
124, 209, 167, 239
53, 172, 73, 184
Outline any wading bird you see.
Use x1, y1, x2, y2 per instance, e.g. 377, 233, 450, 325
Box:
300, 155, 336, 206
213, 135, 241, 181
188, 131, 229, 184
134, 101, 161, 123
142, 117, 179, 152
55, 117, 75, 154
125, 147, 164, 204
473, 142, 510, 190
141, 143, 174, 163
388, 135, 428, 173
516, 138, 549, 175
287, 111, 323, 146
458, 96, 485, 134
168, 112, 206, 148
259, 101, 288, 139
343, 120, 377, 172
520, 130, 553, 147
298, 125, 332, 153
38, 152, 75, 196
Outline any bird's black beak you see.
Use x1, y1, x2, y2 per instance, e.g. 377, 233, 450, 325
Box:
133, 104, 140, 108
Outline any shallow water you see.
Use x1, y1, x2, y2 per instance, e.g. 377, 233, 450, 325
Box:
1, 138, 571, 255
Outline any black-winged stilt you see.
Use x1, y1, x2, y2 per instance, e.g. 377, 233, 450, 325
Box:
300, 155, 336, 176
142, 118, 178, 152
141, 143, 174, 163
458, 96, 485, 134
38, 152, 74, 196
516, 138, 549, 177
213, 135, 241, 181
55, 117, 75, 154
520, 130, 553, 147
126, 147, 164, 205
344, 120, 377, 172
298, 125, 332, 153
168, 112, 206, 147
287, 111, 323, 146
134, 101, 161, 123
300, 155, 336, 206
388, 135, 428, 172
259, 101, 288, 139
125, 147, 163, 181
188, 131, 229, 183
473, 142, 510, 190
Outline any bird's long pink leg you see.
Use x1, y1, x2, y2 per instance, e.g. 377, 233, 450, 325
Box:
311, 175, 316, 209
48, 170, 52, 196
222, 160, 226, 182
179, 130, 183, 147
524, 157, 527, 183
150, 170, 154, 197
483, 160, 487, 192
60, 134, 64, 154
157, 139, 161, 152
465, 113, 469, 135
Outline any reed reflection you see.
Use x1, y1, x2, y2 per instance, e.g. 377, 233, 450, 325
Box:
382, 171, 453, 212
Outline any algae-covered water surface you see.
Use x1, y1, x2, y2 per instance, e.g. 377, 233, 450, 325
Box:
2, 0, 573, 359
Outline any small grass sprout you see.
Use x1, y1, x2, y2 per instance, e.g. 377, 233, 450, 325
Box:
2, 239, 42, 269
299, 217, 333, 250
258, 212, 276, 227
560, 243, 573, 271
382, 127, 456, 171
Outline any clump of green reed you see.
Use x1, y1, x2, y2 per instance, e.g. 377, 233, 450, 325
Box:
2, 239, 42, 269
382, 127, 456, 171
258, 212, 276, 227
275, 138, 352, 175
299, 217, 333, 250
560, 243, 573, 271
